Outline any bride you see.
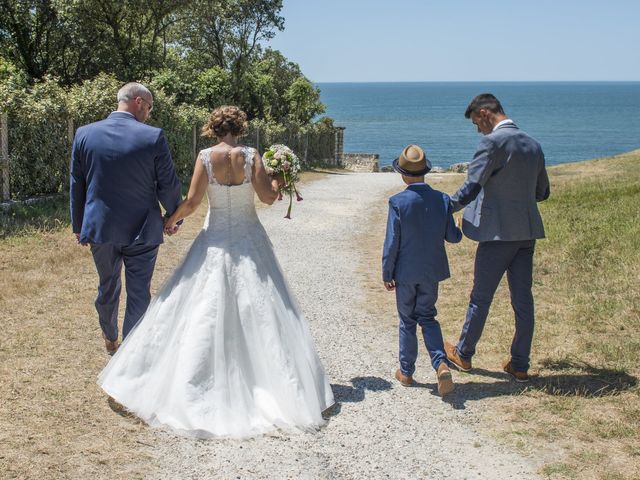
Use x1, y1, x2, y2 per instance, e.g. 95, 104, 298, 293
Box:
98, 105, 334, 438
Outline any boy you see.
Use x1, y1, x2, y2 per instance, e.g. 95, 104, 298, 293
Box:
382, 144, 462, 396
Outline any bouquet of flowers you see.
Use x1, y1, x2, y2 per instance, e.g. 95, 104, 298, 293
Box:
263, 144, 303, 219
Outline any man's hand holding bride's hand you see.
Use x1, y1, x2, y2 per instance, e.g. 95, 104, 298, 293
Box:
74, 233, 88, 246
163, 217, 180, 236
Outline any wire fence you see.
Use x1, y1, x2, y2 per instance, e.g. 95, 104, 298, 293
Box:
0, 113, 343, 201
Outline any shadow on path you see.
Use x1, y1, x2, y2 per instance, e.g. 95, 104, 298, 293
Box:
533, 359, 638, 397
326, 376, 393, 418
440, 359, 638, 410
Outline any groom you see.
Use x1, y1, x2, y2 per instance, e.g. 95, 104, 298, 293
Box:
445, 93, 550, 381
70, 82, 182, 354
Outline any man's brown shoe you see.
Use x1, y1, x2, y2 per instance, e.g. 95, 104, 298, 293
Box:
395, 369, 414, 387
502, 360, 529, 383
436, 363, 454, 396
444, 341, 472, 372
102, 332, 119, 356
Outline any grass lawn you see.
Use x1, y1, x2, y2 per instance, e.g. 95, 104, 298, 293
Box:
358, 149, 640, 480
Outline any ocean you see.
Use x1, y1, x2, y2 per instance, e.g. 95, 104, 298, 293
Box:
316, 82, 640, 168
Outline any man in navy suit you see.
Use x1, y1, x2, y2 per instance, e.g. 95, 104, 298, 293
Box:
445, 93, 550, 382
382, 145, 462, 396
70, 82, 182, 354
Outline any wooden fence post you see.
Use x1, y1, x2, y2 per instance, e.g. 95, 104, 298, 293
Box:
1, 113, 9, 201
192, 125, 197, 160
67, 118, 74, 144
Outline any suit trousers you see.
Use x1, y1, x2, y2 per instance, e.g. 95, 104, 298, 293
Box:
456, 240, 536, 371
90, 243, 159, 341
395, 282, 447, 376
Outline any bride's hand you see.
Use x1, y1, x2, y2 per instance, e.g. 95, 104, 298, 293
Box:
272, 172, 285, 188
268, 173, 285, 195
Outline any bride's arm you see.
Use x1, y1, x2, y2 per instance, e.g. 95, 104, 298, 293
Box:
252, 151, 280, 205
165, 155, 208, 229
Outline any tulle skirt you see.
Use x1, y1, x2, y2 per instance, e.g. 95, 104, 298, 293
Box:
98, 221, 334, 438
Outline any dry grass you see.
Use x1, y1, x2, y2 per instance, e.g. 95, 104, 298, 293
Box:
2, 157, 638, 479
0, 230, 163, 479
0, 170, 330, 479
356, 151, 640, 480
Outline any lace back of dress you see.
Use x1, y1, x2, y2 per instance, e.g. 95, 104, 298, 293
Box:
200, 146, 254, 186
200, 147, 256, 232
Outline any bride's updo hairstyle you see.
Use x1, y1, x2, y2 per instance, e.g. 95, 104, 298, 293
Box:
202, 105, 248, 138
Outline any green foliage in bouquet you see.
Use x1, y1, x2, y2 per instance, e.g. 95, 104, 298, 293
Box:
263, 144, 302, 219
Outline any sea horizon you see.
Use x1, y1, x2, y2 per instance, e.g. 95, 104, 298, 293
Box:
317, 80, 640, 84
315, 81, 640, 168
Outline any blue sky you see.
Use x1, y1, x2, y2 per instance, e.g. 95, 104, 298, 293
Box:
267, 0, 640, 82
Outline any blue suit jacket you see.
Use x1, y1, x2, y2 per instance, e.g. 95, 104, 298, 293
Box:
451, 123, 550, 242
382, 184, 462, 284
70, 112, 182, 246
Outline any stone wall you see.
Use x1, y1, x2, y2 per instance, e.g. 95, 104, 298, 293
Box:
342, 153, 380, 172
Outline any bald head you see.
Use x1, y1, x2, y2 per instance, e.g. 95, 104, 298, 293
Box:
117, 82, 152, 103
117, 82, 153, 122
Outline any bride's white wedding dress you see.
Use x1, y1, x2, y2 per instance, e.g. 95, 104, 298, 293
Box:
98, 146, 334, 438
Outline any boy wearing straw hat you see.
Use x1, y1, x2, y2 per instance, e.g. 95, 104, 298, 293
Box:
382, 144, 462, 396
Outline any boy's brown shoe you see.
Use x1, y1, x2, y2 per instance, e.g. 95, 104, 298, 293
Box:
395, 369, 414, 387
502, 360, 529, 383
444, 340, 472, 372
436, 363, 454, 396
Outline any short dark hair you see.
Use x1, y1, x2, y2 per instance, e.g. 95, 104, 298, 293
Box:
464, 93, 505, 118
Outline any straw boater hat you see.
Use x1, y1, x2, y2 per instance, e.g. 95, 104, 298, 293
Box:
392, 144, 432, 176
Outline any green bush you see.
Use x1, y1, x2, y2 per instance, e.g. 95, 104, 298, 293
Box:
0, 73, 338, 200
3, 76, 70, 198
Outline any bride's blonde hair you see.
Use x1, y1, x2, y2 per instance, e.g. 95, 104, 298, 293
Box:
201, 105, 248, 138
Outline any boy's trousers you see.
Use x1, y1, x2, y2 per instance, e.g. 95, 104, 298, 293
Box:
395, 281, 447, 376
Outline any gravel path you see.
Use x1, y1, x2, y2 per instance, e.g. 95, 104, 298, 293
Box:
152, 173, 540, 479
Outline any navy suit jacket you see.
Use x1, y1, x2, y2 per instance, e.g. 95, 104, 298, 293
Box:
451, 123, 550, 242
382, 184, 462, 284
70, 112, 182, 246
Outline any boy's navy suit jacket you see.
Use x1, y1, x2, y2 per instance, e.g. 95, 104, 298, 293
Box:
382, 183, 462, 284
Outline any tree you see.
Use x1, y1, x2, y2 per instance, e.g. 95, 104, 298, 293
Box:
0, 0, 186, 84
66, 0, 186, 82
0, 1, 328, 127
254, 48, 301, 121
284, 77, 325, 125
0, 0, 64, 81
195, 66, 232, 109
177, 0, 284, 104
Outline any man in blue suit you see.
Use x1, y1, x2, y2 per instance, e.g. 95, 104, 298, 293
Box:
382, 145, 462, 396
445, 94, 550, 382
70, 82, 182, 354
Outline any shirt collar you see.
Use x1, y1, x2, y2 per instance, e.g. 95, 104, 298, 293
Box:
493, 118, 514, 132
111, 111, 135, 117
